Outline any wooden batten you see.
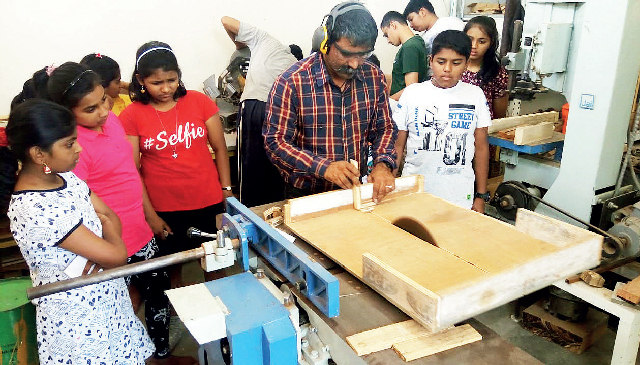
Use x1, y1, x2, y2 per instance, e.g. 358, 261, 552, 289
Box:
514, 208, 602, 250
283, 175, 423, 223
513, 122, 555, 145
489, 111, 559, 134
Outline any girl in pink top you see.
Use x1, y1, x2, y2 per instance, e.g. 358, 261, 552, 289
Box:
119, 41, 232, 285
44, 62, 192, 365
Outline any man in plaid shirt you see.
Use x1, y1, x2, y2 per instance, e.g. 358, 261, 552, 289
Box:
263, 2, 398, 202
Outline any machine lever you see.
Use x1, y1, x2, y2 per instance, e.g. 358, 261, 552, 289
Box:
187, 227, 217, 239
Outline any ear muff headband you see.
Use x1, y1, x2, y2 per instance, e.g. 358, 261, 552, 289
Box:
319, 25, 330, 54
312, 2, 371, 55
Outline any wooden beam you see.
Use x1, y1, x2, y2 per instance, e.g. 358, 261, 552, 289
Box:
513, 122, 555, 145
391, 324, 482, 362
617, 276, 640, 304
345, 320, 434, 356
488, 111, 559, 134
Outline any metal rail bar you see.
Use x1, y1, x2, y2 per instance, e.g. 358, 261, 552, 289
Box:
27, 247, 205, 300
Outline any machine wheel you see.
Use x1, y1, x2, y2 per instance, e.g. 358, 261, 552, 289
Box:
493, 181, 531, 221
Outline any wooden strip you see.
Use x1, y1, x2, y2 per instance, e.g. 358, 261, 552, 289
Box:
346, 320, 433, 356
617, 276, 640, 304
350, 159, 362, 210
286, 175, 421, 222
283, 203, 292, 225
488, 111, 559, 134
391, 324, 482, 361
362, 253, 440, 331
513, 121, 555, 145
514, 208, 601, 248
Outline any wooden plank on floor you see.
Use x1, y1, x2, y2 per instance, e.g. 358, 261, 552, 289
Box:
391, 324, 482, 362
514, 122, 555, 145
346, 320, 433, 356
488, 111, 559, 134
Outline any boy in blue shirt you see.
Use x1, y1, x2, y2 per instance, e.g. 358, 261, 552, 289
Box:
393, 30, 491, 213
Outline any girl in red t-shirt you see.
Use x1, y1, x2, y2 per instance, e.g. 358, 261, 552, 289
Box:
119, 41, 232, 286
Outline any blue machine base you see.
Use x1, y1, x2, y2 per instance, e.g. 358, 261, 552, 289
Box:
488, 135, 564, 161
203, 272, 297, 365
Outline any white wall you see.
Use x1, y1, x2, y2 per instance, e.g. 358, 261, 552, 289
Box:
0, 0, 453, 116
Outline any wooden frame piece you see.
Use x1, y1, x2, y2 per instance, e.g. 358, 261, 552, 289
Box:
514, 121, 555, 145
488, 111, 559, 134
283, 175, 423, 223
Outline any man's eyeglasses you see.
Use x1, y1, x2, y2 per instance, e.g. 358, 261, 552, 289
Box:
333, 43, 374, 60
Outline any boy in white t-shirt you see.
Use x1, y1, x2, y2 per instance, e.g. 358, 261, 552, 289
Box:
393, 30, 491, 213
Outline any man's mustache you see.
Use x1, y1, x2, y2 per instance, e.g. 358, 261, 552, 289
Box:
336, 66, 357, 78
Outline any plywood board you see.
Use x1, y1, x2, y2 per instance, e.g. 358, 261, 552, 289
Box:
346, 320, 433, 356
617, 276, 640, 304
392, 324, 482, 361
514, 122, 555, 145
285, 180, 602, 331
488, 111, 559, 134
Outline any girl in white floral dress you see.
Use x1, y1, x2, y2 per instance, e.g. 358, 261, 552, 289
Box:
5, 99, 155, 364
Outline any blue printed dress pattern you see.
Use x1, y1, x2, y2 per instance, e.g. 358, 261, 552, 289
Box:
7, 172, 154, 365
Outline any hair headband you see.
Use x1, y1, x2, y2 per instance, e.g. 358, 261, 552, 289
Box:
136, 47, 174, 69
62, 69, 93, 97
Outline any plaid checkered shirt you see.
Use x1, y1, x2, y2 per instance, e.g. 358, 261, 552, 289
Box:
263, 52, 397, 194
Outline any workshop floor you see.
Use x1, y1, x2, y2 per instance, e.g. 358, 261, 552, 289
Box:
165, 261, 639, 365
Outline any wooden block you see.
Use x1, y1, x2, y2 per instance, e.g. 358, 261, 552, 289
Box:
391, 324, 482, 361
346, 320, 433, 356
617, 276, 640, 304
488, 111, 559, 134
513, 122, 555, 145
580, 270, 604, 287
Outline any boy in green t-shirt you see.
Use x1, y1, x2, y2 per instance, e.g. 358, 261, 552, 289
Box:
381, 11, 429, 101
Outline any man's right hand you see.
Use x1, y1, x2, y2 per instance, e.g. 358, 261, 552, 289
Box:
324, 161, 360, 189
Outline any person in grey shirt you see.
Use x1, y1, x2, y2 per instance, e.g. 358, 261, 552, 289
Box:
221, 16, 302, 207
